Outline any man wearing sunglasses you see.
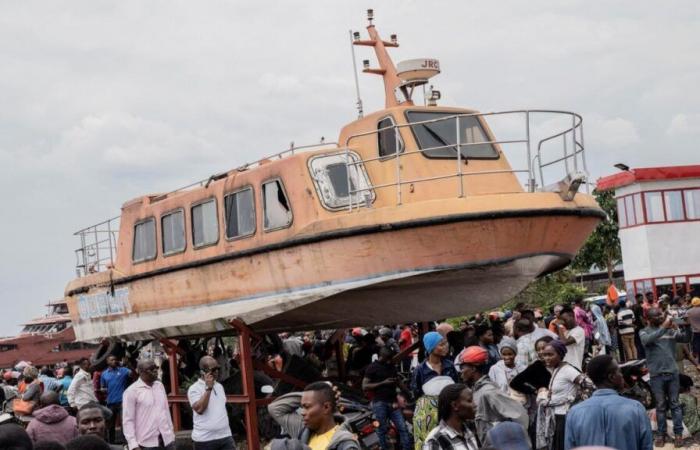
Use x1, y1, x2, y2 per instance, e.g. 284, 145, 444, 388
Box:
188, 356, 234, 450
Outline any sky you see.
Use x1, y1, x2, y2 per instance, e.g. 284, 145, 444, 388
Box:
0, 1, 698, 336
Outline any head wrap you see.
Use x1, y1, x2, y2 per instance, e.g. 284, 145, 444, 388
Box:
498, 336, 518, 355
553, 305, 564, 314
461, 346, 489, 365
2, 371, 11, 381
548, 339, 568, 359
351, 327, 364, 337
56, 368, 65, 378
693, 297, 700, 307
423, 331, 444, 354
436, 322, 454, 337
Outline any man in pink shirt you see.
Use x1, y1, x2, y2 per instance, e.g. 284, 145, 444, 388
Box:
122, 359, 175, 450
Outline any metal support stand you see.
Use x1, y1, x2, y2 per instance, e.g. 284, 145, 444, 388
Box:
232, 320, 261, 450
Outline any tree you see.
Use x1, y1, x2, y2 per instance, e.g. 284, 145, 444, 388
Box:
571, 189, 621, 282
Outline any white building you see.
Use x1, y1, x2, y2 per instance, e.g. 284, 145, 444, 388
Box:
597, 165, 700, 300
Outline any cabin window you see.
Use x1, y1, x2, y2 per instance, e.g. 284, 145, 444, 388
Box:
308, 151, 375, 210
405, 110, 498, 159
378, 117, 404, 158
225, 187, 256, 239
617, 197, 627, 228
263, 179, 293, 230
191, 199, 219, 248
161, 209, 186, 255
132, 218, 156, 262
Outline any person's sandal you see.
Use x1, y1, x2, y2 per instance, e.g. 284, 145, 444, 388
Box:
654, 436, 665, 448
674, 436, 683, 448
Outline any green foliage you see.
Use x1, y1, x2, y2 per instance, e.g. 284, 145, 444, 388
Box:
571, 189, 621, 281
503, 269, 587, 312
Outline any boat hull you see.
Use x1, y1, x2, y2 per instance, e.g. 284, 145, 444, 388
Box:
67, 206, 603, 341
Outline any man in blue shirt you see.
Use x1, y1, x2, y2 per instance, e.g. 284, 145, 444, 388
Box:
565, 354, 652, 450
99, 355, 132, 444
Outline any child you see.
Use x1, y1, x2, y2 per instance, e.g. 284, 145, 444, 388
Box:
488, 337, 526, 393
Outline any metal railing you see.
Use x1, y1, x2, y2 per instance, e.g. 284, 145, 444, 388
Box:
72, 141, 337, 277
74, 216, 120, 277
343, 110, 588, 209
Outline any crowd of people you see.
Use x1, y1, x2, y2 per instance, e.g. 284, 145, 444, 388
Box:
0, 290, 699, 450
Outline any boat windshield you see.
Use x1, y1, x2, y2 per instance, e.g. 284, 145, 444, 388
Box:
406, 111, 499, 159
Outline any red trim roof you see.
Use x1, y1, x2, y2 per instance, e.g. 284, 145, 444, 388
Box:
597, 165, 700, 191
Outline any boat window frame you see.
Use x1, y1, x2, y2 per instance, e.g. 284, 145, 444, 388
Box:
132, 216, 157, 264
160, 207, 187, 257
403, 109, 500, 161
307, 150, 376, 212
190, 197, 220, 250
223, 185, 257, 241
261, 177, 294, 232
377, 115, 405, 160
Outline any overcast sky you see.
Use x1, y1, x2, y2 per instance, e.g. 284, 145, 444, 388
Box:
1, 1, 698, 336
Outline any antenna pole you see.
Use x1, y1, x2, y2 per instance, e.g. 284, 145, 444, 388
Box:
349, 30, 364, 118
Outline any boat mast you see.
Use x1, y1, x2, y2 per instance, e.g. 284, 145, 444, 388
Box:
353, 9, 412, 108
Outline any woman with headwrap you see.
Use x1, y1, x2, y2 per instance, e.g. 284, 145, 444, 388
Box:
535, 339, 594, 450
589, 304, 611, 355
488, 337, 525, 393
411, 331, 459, 450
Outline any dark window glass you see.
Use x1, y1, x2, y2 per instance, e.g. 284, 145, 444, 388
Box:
133, 218, 156, 262
378, 117, 403, 157
225, 188, 256, 239
192, 200, 219, 247
263, 180, 292, 230
327, 163, 356, 198
406, 111, 498, 159
161, 210, 185, 255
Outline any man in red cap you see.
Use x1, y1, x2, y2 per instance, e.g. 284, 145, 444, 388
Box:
459, 346, 529, 444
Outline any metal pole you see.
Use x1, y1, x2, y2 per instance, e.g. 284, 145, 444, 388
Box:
525, 111, 534, 192
107, 220, 114, 267
562, 129, 570, 176
395, 126, 402, 205
348, 30, 364, 119
580, 120, 589, 193
238, 325, 261, 450
167, 343, 181, 431
571, 114, 578, 172
456, 116, 464, 197
346, 148, 353, 211
93, 227, 99, 270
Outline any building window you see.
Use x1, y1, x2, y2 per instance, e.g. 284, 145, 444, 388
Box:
133, 218, 156, 262
161, 210, 185, 255
263, 180, 292, 230
633, 193, 644, 224
685, 189, 700, 220
377, 117, 404, 158
617, 197, 627, 228
224, 187, 256, 239
664, 190, 684, 221
644, 192, 664, 223
624, 195, 636, 226
191, 199, 219, 248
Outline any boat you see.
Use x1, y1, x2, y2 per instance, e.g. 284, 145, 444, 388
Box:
0, 299, 97, 368
64, 11, 604, 341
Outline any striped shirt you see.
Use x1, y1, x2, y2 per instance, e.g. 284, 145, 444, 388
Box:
617, 308, 635, 335
423, 420, 478, 450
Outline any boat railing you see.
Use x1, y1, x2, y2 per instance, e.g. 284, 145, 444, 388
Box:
72, 141, 338, 277
343, 109, 588, 209
73, 216, 120, 277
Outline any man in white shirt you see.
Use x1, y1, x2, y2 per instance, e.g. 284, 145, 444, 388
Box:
187, 356, 234, 450
556, 307, 586, 370
66, 358, 98, 411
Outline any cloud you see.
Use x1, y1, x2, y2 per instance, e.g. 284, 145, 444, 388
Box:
667, 114, 700, 136
587, 116, 641, 147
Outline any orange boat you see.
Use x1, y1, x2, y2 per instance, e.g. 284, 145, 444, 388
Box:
64, 12, 603, 341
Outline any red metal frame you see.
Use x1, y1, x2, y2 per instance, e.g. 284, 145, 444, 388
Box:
160, 320, 317, 450
625, 273, 700, 300
616, 188, 700, 229
597, 165, 700, 191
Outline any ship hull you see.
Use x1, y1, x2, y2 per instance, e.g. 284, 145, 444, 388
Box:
67, 206, 603, 341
